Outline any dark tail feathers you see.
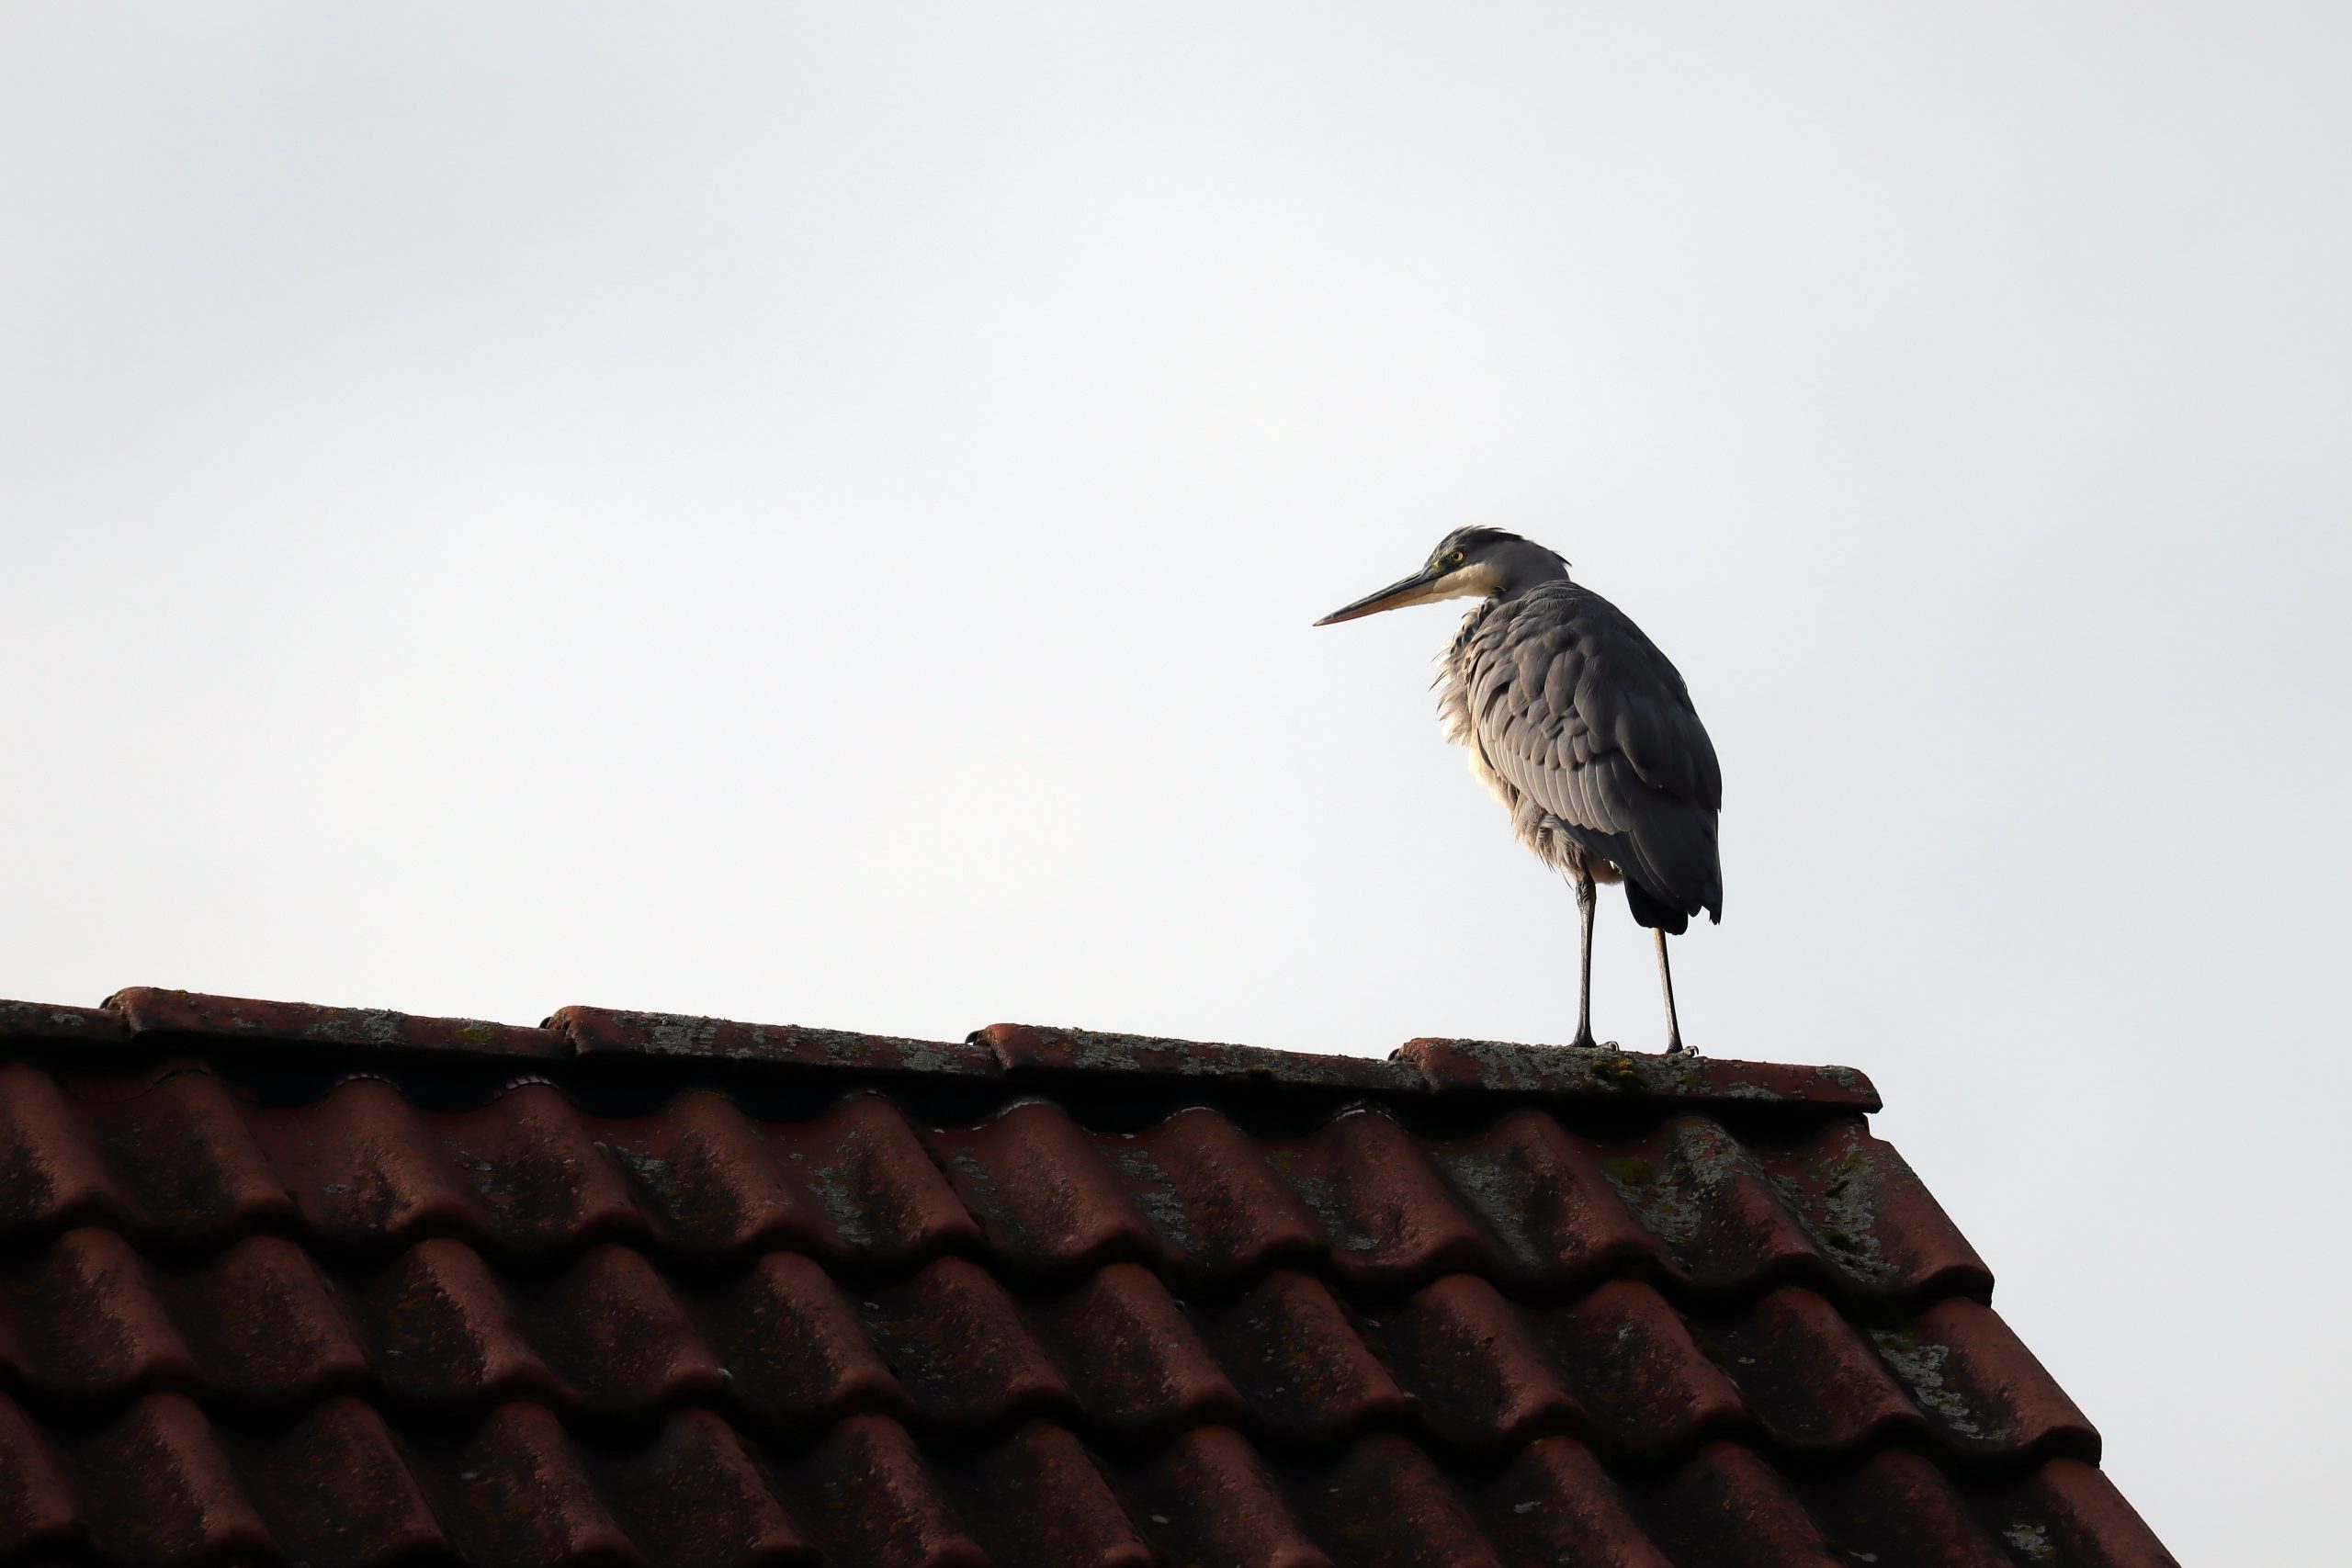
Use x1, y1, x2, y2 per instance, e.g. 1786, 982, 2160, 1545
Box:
1623, 877, 1721, 934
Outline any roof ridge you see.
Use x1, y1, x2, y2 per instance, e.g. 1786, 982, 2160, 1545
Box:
0, 987, 1880, 1112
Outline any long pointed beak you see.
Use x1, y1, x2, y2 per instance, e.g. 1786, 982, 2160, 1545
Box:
1313, 566, 1446, 626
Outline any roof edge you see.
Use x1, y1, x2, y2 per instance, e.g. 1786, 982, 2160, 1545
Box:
1400, 1036, 1880, 1111
0, 988, 1879, 1112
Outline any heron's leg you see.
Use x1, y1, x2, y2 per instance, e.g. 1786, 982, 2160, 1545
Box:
1567, 863, 1597, 1050
1653, 928, 1690, 1056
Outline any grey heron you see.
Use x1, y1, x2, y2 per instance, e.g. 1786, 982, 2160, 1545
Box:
1316, 528, 1722, 1055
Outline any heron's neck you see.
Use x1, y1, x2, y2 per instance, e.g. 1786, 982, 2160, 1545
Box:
1486, 541, 1571, 602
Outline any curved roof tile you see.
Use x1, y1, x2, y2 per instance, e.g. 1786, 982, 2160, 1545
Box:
0, 988, 2170, 1567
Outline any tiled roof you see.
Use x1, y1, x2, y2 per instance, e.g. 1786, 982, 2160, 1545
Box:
0, 989, 2172, 1568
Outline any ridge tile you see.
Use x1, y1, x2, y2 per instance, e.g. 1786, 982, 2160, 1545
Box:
114, 987, 563, 1060
556, 1004, 997, 1078
1399, 1036, 1880, 1111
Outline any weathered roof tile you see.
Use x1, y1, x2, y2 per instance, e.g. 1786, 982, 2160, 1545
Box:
859, 1256, 1075, 1428
1475, 1435, 1672, 1568
582, 1405, 818, 1568
1632, 1438, 1851, 1568
0, 988, 2175, 1567
1688, 1284, 1922, 1454
428, 1401, 642, 1568
1199, 1268, 1413, 1446
1121, 1424, 1334, 1568
0, 997, 118, 1045
0, 1391, 79, 1562
983, 1021, 1419, 1094
117, 986, 564, 1060
1031, 1258, 1247, 1438
932, 1419, 1153, 1568
558, 1005, 997, 1079
1398, 1035, 1881, 1111
242, 1394, 454, 1568
79, 1392, 277, 1568
791, 1413, 989, 1568
922, 1100, 1159, 1275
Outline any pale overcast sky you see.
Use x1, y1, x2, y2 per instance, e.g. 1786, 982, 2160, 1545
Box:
4, 6, 2346, 1560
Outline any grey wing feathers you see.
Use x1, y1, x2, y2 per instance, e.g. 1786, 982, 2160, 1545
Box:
1469, 582, 1724, 919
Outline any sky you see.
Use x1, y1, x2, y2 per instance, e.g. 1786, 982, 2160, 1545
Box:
3, 6, 2346, 1559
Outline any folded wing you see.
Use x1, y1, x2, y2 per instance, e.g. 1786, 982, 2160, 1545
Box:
1466, 582, 1724, 924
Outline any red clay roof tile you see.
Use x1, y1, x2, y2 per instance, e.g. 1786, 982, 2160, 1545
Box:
922, 1100, 1161, 1274
1357, 1271, 1577, 1453
1872, 1298, 2099, 1462
0, 987, 2174, 1566
431, 1401, 642, 1568
794, 1413, 989, 1568
1475, 1435, 1671, 1568
1276, 1103, 1514, 1288
1300, 1431, 1505, 1568
1121, 1424, 1333, 1568
581, 1404, 818, 1568
241, 1394, 456, 1568
1199, 1267, 1414, 1446
1417, 1106, 1656, 1287
1031, 1258, 1247, 1438
558, 1005, 999, 1078
981, 1021, 1419, 1095
935, 1419, 1154, 1568
1091, 1102, 1326, 1280
1990, 1458, 2180, 1566
716, 1250, 911, 1431
1802, 1448, 2015, 1568
79, 1392, 279, 1568
1686, 1284, 1922, 1454
1632, 1438, 1851, 1568
1, 998, 119, 1041
115, 986, 566, 1060
0, 1392, 78, 1562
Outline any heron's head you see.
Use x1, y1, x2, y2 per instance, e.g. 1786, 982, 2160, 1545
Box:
1313, 527, 1569, 626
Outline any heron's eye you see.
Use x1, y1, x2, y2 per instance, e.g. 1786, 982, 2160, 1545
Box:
1447, 550, 1465, 566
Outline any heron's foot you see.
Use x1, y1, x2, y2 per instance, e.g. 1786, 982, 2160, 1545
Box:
1664, 1040, 1701, 1059
1568, 1027, 1600, 1051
